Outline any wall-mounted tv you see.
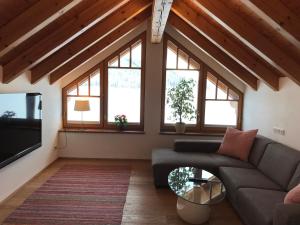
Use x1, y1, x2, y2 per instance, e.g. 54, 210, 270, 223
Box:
0, 93, 42, 169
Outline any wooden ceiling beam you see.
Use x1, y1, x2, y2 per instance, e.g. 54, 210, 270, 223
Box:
1, 0, 129, 84
168, 12, 258, 90
171, 0, 279, 90
0, 0, 81, 55
245, 0, 300, 42
151, 0, 173, 43
192, 0, 300, 85
31, 0, 152, 84
49, 8, 151, 84
0, 0, 99, 66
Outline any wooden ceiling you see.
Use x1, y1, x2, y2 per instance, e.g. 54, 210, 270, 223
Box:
0, 0, 299, 91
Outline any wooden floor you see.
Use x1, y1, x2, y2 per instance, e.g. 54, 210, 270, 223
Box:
0, 159, 242, 225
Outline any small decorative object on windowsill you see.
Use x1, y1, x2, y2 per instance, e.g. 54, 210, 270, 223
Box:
167, 79, 197, 134
114, 115, 128, 131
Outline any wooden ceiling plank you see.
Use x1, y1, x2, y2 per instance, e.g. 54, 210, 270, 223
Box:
0, 0, 39, 28
172, 0, 280, 90
168, 12, 258, 90
151, 0, 173, 43
0, 0, 81, 54
49, 8, 151, 84
31, 0, 152, 84
0, 0, 99, 66
192, 0, 300, 85
2, 0, 129, 84
221, 0, 300, 64
245, 0, 300, 41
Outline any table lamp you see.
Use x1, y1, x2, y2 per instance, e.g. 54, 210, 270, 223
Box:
74, 100, 90, 128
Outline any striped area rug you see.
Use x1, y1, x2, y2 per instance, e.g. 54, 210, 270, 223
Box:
3, 165, 131, 225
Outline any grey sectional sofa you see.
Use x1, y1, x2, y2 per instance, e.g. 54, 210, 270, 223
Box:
152, 135, 300, 225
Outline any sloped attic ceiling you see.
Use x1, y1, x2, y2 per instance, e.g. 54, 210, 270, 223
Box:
0, 0, 299, 91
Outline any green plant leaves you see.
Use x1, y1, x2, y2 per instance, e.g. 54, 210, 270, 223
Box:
167, 79, 196, 123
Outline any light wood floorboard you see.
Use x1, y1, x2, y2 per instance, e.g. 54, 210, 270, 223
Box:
0, 158, 242, 225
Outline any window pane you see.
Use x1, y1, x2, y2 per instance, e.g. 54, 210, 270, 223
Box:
67, 97, 100, 123
178, 49, 188, 69
78, 79, 89, 96
67, 86, 77, 95
204, 100, 238, 126
217, 81, 228, 100
166, 41, 177, 69
206, 75, 217, 99
164, 70, 199, 124
108, 68, 141, 123
108, 56, 118, 67
189, 58, 200, 70
120, 48, 130, 67
228, 89, 239, 100
90, 70, 100, 96
131, 42, 142, 68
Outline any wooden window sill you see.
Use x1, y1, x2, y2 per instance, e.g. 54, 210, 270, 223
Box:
160, 131, 224, 137
59, 129, 145, 134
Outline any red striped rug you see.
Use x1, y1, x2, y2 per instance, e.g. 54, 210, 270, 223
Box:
3, 165, 131, 225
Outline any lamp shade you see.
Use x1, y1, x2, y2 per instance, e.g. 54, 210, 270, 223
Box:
74, 100, 90, 112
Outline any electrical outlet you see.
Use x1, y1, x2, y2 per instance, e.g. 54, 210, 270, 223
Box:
273, 127, 286, 136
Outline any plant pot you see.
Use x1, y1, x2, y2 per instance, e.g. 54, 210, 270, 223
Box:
175, 122, 186, 134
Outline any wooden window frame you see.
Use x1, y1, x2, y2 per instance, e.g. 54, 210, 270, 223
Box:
161, 34, 243, 134
62, 32, 146, 131
62, 64, 104, 129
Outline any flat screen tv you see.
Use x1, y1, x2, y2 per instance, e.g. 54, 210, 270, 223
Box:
0, 93, 42, 169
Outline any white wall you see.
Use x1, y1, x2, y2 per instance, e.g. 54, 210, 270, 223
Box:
244, 78, 300, 150
0, 72, 61, 202
58, 20, 243, 159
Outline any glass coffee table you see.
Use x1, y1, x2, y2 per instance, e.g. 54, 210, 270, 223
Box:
168, 167, 226, 224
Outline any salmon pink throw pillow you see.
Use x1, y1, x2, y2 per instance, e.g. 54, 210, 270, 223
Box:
284, 184, 300, 204
218, 128, 258, 161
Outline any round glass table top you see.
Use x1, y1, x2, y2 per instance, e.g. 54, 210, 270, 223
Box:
168, 167, 226, 205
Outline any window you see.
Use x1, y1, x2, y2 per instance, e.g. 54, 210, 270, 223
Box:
63, 34, 146, 130
204, 71, 241, 128
107, 41, 143, 124
164, 40, 200, 126
161, 35, 243, 133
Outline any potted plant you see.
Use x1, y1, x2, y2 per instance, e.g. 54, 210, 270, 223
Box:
114, 114, 128, 131
167, 79, 196, 133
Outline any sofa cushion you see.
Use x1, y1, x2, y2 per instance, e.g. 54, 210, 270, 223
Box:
174, 139, 222, 153
219, 167, 282, 203
288, 163, 300, 191
152, 148, 254, 169
152, 148, 253, 187
237, 188, 286, 225
258, 143, 300, 190
284, 184, 300, 204
248, 135, 273, 166
218, 128, 258, 161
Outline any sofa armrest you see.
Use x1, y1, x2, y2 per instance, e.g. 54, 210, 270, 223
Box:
174, 139, 222, 153
273, 203, 300, 225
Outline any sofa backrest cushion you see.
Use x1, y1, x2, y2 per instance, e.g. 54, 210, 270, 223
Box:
174, 140, 222, 153
288, 163, 300, 191
248, 135, 274, 166
258, 143, 300, 190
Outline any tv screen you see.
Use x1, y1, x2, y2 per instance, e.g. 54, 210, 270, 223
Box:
0, 93, 42, 169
